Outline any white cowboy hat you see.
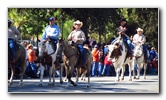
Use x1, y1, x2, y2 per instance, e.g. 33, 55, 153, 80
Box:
8, 18, 14, 23
136, 28, 143, 32
73, 20, 83, 27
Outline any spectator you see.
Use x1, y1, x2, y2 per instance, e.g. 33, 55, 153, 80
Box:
27, 44, 38, 78
102, 52, 112, 76
91, 44, 100, 76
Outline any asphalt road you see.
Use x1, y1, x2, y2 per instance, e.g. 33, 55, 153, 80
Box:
8, 75, 159, 93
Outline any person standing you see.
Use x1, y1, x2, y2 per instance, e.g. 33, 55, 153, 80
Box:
42, 17, 60, 50
8, 19, 21, 63
91, 45, 100, 77
27, 44, 37, 78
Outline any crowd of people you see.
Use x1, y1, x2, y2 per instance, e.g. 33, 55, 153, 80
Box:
8, 17, 158, 79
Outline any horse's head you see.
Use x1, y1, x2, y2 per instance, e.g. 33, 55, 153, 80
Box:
108, 42, 122, 61
133, 44, 143, 57
56, 38, 64, 59
38, 41, 48, 57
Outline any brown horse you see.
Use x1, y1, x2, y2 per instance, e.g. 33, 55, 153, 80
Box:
8, 42, 26, 85
56, 39, 92, 88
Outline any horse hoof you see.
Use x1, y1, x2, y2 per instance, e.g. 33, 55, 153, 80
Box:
73, 83, 77, 87
129, 78, 132, 81
84, 79, 86, 81
19, 82, 22, 86
136, 78, 140, 80
60, 81, 63, 84
8, 82, 12, 85
51, 83, 55, 86
120, 77, 124, 81
39, 84, 42, 86
115, 79, 120, 82
134, 77, 136, 79
144, 77, 146, 79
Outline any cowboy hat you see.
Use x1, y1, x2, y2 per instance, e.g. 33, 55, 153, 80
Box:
73, 20, 83, 27
136, 28, 143, 32
8, 19, 14, 23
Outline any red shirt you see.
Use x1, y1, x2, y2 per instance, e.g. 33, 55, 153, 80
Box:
104, 55, 112, 65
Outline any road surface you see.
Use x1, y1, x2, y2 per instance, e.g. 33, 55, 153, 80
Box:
8, 75, 159, 93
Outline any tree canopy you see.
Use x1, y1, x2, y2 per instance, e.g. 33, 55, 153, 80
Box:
8, 8, 158, 50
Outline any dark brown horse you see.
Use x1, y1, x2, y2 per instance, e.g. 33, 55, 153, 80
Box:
8, 42, 26, 85
56, 39, 92, 88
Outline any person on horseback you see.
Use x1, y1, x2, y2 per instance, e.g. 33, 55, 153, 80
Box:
112, 18, 133, 57
68, 20, 86, 66
8, 19, 21, 63
41, 17, 60, 51
133, 28, 149, 62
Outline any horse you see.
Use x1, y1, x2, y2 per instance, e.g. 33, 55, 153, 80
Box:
37, 40, 63, 86
132, 44, 147, 79
56, 39, 92, 88
107, 37, 133, 81
8, 42, 26, 85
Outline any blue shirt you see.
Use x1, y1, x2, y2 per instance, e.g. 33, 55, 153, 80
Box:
149, 50, 157, 60
42, 24, 60, 40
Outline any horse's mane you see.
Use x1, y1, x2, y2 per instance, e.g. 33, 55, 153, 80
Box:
62, 41, 78, 57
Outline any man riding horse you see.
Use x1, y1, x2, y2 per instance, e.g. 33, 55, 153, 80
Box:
111, 19, 133, 58
68, 20, 86, 67
41, 17, 60, 51
132, 28, 149, 62
8, 18, 21, 63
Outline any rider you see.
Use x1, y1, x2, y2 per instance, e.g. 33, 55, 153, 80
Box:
132, 28, 149, 62
8, 19, 21, 63
68, 20, 86, 66
112, 18, 133, 57
41, 17, 60, 51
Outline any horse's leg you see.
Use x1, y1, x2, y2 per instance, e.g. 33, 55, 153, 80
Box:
86, 62, 91, 88
9, 63, 15, 85
60, 63, 63, 84
39, 64, 44, 86
137, 64, 141, 79
64, 65, 68, 81
115, 67, 120, 82
132, 59, 137, 79
81, 69, 87, 81
48, 65, 53, 86
19, 61, 26, 85
75, 67, 79, 85
120, 65, 125, 81
128, 63, 132, 81
143, 63, 147, 79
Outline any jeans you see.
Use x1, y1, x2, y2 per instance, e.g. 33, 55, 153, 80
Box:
91, 62, 99, 76
78, 44, 86, 63
49, 38, 57, 50
8, 39, 15, 58
29, 62, 37, 77
98, 63, 104, 76
102, 64, 111, 76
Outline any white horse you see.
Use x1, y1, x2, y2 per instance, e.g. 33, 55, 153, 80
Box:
37, 41, 63, 86
108, 38, 133, 81
132, 44, 147, 79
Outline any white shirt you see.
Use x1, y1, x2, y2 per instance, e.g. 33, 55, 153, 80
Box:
133, 34, 146, 45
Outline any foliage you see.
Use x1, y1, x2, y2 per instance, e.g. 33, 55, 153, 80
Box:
8, 8, 158, 50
